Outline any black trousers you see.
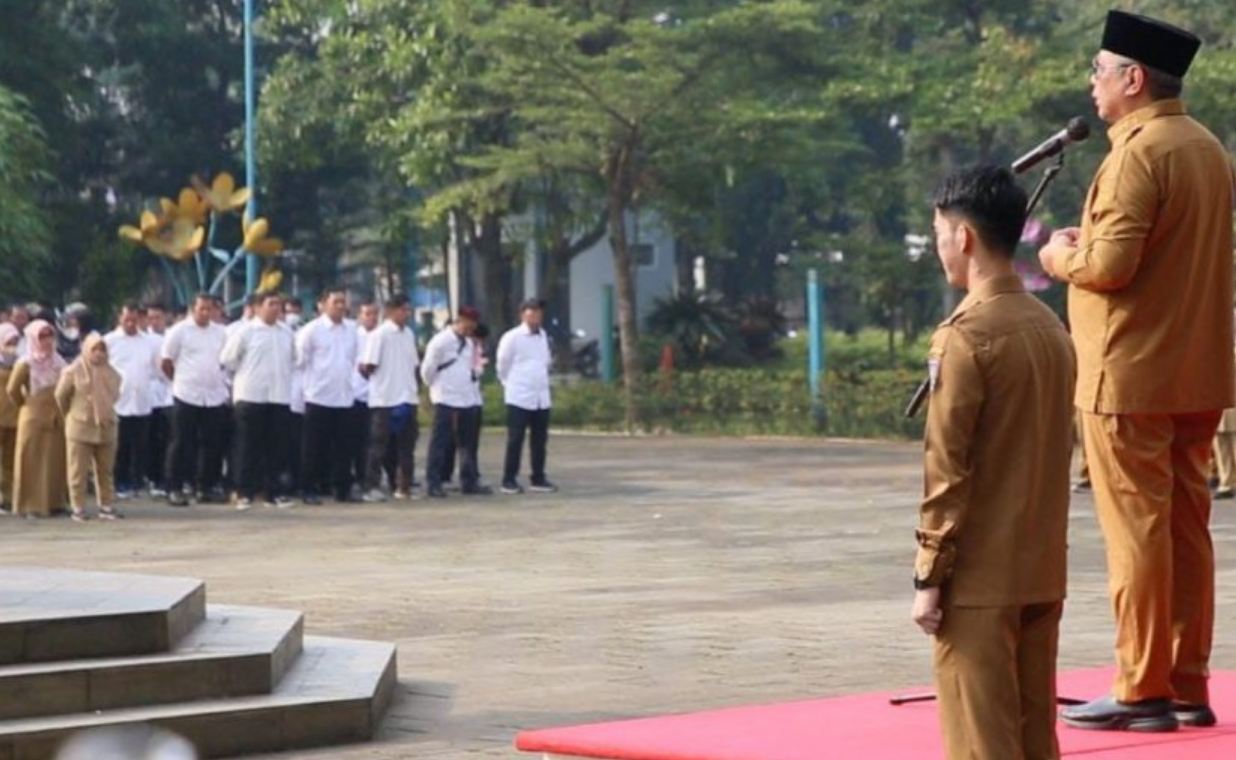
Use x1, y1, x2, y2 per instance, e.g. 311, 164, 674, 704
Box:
350, 401, 369, 489
233, 402, 289, 500
365, 406, 418, 493
147, 406, 170, 488
503, 406, 549, 484
428, 404, 482, 489
166, 400, 227, 493
282, 412, 303, 494
115, 415, 151, 491
436, 406, 483, 484
302, 403, 354, 499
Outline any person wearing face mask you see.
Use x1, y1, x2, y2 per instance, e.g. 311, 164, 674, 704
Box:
0, 324, 20, 513
5, 320, 68, 517
56, 334, 123, 521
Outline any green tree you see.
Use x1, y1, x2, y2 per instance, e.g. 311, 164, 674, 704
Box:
0, 86, 53, 303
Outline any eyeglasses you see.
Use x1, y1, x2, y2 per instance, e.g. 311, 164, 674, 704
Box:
1090, 60, 1133, 79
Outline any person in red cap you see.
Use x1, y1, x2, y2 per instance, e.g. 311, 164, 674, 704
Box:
1039, 10, 1234, 731
421, 306, 489, 497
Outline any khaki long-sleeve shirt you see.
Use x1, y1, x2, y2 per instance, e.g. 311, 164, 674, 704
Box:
915, 276, 1076, 606
1059, 99, 1235, 414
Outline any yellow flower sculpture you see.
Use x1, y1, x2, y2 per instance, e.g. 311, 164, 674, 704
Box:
191, 172, 252, 213
149, 218, 206, 262
160, 188, 210, 225
119, 209, 204, 261
119, 210, 164, 245
242, 212, 285, 256
256, 267, 283, 294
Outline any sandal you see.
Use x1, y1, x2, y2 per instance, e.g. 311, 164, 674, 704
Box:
98, 506, 123, 520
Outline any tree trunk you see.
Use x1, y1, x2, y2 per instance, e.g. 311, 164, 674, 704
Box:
609, 187, 640, 433
545, 240, 573, 371
473, 212, 514, 330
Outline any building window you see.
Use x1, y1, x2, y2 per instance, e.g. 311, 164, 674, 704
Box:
633, 243, 656, 268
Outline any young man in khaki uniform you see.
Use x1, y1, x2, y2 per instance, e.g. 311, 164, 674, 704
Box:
912, 166, 1076, 760
1039, 11, 1234, 731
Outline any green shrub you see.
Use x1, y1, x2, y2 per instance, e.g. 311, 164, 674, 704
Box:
481, 366, 927, 440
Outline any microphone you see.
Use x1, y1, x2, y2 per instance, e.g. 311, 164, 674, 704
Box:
1012, 117, 1091, 174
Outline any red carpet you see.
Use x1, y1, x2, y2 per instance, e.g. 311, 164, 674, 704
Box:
516, 668, 1236, 759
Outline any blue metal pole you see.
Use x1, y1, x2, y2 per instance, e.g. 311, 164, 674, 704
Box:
600, 284, 615, 383
807, 268, 824, 411
243, 0, 259, 296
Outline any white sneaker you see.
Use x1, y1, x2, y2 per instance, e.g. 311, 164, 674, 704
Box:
362, 489, 388, 503
273, 496, 295, 509
235, 497, 253, 512
393, 490, 413, 501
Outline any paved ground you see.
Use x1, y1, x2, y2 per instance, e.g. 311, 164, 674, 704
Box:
6, 432, 1236, 759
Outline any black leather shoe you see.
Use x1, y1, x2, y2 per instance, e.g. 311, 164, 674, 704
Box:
427, 486, 448, 498
1060, 695, 1178, 732
1174, 702, 1217, 727
462, 484, 494, 495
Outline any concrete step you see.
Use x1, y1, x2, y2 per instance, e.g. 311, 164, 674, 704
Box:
0, 569, 206, 665
0, 635, 398, 760
0, 605, 304, 720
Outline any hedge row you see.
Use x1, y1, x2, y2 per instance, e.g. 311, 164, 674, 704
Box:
478, 368, 927, 440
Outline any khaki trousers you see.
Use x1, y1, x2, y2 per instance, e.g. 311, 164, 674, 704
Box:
67, 437, 117, 511
1081, 411, 1219, 704
0, 426, 15, 507
1075, 412, 1090, 482
1214, 433, 1236, 491
934, 602, 1062, 760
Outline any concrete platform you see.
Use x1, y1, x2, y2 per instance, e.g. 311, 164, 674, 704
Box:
0, 636, 396, 760
0, 569, 205, 665
0, 605, 303, 720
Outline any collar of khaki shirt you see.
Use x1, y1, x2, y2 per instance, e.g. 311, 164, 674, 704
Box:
1106, 98, 1186, 145
949, 274, 1025, 321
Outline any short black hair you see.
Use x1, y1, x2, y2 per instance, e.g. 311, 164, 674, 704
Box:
385, 294, 410, 310
192, 293, 214, 307
319, 286, 346, 302
933, 165, 1027, 257
144, 302, 168, 314
120, 302, 143, 315
520, 297, 546, 313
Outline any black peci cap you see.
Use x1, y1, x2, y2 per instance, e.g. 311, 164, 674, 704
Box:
1101, 10, 1201, 78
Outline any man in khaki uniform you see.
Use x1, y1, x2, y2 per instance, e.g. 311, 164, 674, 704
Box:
1039, 11, 1235, 731
912, 166, 1076, 760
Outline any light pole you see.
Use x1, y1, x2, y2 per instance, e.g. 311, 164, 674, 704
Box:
243, 0, 259, 296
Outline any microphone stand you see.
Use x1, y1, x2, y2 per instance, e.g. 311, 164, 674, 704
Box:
894, 150, 1080, 708
1024, 151, 1066, 219
902, 152, 1066, 420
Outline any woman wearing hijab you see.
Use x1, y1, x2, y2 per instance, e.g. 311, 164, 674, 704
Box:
0, 323, 21, 513
56, 333, 123, 521
5, 320, 68, 517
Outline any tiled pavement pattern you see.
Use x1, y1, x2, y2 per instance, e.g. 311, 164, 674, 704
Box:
4, 433, 1236, 759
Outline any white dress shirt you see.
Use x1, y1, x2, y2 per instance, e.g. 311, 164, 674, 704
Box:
220, 320, 295, 405
162, 319, 229, 407
497, 323, 552, 410
295, 315, 359, 408
421, 327, 476, 408
361, 320, 419, 408
105, 328, 161, 417
352, 326, 373, 404
146, 331, 174, 409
